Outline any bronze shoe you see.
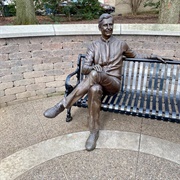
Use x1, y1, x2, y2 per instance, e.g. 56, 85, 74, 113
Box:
85, 131, 99, 151
43, 101, 65, 118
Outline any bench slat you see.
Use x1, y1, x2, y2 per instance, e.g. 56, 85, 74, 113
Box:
164, 65, 171, 119
119, 61, 129, 112
132, 62, 144, 115
139, 63, 149, 116
170, 66, 178, 120
151, 63, 160, 118
114, 92, 123, 113
145, 63, 155, 117
126, 62, 138, 113
176, 67, 180, 121
108, 93, 118, 111
157, 64, 166, 119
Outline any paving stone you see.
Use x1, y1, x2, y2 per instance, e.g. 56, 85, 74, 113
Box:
142, 118, 180, 144
15, 157, 66, 180
101, 111, 142, 133
140, 135, 180, 165
58, 149, 137, 180
0, 102, 47, 160
136, 152, 180, 180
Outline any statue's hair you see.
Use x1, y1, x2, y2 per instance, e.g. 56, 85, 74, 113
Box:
98, 13, 114, 28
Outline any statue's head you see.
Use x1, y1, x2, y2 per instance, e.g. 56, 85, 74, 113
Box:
98, 13, 114, 40
98, 13, 114, 28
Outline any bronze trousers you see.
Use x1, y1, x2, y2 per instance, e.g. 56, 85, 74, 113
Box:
62, 70, 121, 132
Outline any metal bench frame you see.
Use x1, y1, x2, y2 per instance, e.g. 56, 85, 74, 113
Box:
65, 54, 180, 123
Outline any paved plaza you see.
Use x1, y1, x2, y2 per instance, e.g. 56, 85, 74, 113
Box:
0, 95, 180, 180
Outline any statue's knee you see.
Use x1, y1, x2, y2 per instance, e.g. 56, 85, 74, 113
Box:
90, 70, 98, 79
90, 84, 102, 93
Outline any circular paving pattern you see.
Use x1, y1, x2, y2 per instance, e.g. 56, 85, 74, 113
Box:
0, 131, 180, 180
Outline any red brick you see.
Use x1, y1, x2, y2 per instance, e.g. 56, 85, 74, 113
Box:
35, 76, 54, 83
0, 82, 13, 90
11, 65, 33, 74
0, 54, 8, 61
14, 79, 35, 87
16, 91, 36, 99
1, 74, 23, 83
21, 58, 43, 65
33, 63, 53, 71
23, 71, 45, 79
26, 83, 45, 91
36, 87, 56, 95
5, 86, 26, 95
32, 50, 52, 58
9, 52, 32, 60
0, 69, 11, 76
0, 45, 19, 54
43, 57, 62, 64
44, 69, 64, 76
46, 80, 64, 88
0, 95, 16, 103
29, 44, 42, 51
0, 61, 11, 68
42, 43, 63, 50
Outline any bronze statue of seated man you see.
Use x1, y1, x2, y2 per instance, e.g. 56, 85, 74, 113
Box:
44, 13, 165, 151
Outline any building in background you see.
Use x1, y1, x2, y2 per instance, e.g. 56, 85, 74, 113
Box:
2, 0, 14, 5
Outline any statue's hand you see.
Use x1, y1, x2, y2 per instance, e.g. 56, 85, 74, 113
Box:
151, 54, 166, 63
93, 64, 103, 72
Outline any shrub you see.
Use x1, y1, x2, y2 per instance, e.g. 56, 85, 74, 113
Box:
72, 0, 104, 20
144, 0, 160, 10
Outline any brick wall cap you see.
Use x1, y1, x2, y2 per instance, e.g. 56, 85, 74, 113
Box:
121, 24, 180, 36
0, 25, 55, 38
0, 24, 179, 38
54, 24, 120, 35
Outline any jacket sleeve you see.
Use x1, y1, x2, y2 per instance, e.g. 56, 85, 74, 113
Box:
122, 41, 151, 59
82, 43, 94, 75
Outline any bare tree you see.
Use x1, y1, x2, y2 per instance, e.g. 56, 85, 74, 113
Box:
159, 0, 180, 23
131, 0, 145, 15
15, 0, 37, 25
122, 0, 145, 15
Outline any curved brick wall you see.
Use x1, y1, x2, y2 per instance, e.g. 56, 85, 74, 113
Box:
0, 24, 180, 107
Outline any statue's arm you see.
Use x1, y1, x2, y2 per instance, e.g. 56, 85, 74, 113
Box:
122, 42, 165, 63
122, 41, 150, 58
82, 44, 94, 75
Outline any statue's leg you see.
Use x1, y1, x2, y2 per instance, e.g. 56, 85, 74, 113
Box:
44, 70, 100, 119
85, 84, 103, 151
64, 70, 100, 108
88, 84, 103, 132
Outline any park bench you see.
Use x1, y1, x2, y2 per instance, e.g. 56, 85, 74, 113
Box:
65, 54, 180, 123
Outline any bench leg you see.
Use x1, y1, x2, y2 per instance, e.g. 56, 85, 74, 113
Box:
66, 108, 73, 122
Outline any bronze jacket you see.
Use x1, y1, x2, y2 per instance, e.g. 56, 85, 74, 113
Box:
82, 36, 150, 79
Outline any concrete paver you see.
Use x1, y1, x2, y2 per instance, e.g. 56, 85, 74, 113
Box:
136, 153, 180, 180
0, 95, 180, 180
142, 118, 180, 144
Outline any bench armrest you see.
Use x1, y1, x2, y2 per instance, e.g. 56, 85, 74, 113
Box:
65, 69, 79, 96
65, 54, 86, 96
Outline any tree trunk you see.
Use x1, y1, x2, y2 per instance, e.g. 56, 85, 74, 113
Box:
130, 0, 144, 15
159, 0, 180, 23
15, 0, 37, 25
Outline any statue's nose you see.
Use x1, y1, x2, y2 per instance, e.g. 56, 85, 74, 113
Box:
107, 25, 112, 29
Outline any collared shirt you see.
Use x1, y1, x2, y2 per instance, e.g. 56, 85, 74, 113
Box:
82, 36, 150, 79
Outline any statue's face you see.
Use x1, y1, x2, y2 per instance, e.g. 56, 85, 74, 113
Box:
99, 18, 113, 40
